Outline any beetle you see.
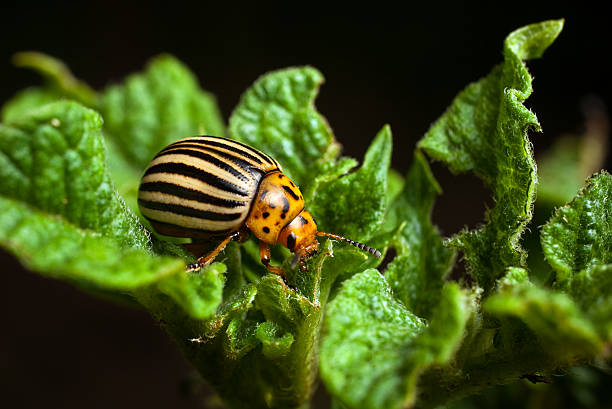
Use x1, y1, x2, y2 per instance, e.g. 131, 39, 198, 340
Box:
138, 135, 381, 277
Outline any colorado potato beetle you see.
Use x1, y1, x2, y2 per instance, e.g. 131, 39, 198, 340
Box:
138, 136, 381, 276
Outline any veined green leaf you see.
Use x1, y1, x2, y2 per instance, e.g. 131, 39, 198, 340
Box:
0, 196, 183, 288
157, 262, 226, 319
309, 125, 392, 242
164, 244, 333, 409
485, 268, 602, 357
386, 150, 456, 318
0, 101, 223, 319
1, 87, 62, 123
541, 172, 612, 340
303, 156, 358, 205
256, 321, 294, 359
541, 172, 611, 287
229, 66, 340, 187
418, 19, 564, 292
100, 54, 225, 171
0, 101, 148, 248
321, 270, 473, 409
2, 53, 225, 213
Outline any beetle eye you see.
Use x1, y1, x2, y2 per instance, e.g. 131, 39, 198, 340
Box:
286, 232, 297, 251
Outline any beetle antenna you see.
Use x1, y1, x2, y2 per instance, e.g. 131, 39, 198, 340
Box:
316, 232, 381, 258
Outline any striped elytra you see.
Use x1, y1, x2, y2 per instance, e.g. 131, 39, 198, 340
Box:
138, 135, 381, 277
138, 136, 281, 239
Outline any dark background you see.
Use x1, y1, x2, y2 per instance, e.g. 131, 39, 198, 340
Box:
1, 3, 610, 408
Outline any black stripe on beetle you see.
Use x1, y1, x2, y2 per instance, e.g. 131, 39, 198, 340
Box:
144, 162, 249, 196
138, 199, 243, 221
139, 181, 246, 208
162, 143, 266, 178
209, 136, 277, 166
205, 136, 277, 166
173, 139, 265, 165
282, 185, 300, 201
156, 148, 250, 182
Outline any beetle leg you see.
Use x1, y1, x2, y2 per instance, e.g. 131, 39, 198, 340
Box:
299, 258, 308, 272
186, 233, 236, 272
259, 241, 286, 278
234, 226, 251, 243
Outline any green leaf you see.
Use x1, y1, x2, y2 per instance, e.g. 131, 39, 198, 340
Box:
163, 246, 333, 409
303, 156, 358, 205
1, 53, 97, 123
538, 136, 593, 207
385, 150, 456, 318
229, 66, 340, 187
201, 281, 259, 340
321, 270, 473, 409
99, 54, 225, 171
538, 101, 608, 209
541, 172, 611, 287
11, 52, 98, 106
309, 125, 392, 241
541, 172, 612, 339
485, 268, 602, 357
3, 53, 225, 212
1, 87, 62, 123
0, 101, 223, 319
0, 196, 183, 288
321, 269, 425, 409
386, 168, 405, 206
256, 321, 294, 359
157, 263, 226, 319
418, 20, 564, 293
0, 101, 148, 248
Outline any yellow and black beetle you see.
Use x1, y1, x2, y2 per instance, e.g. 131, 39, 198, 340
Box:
138, 136, 381, 276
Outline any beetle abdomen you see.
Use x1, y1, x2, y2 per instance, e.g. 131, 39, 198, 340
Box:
138, 136, 281, 238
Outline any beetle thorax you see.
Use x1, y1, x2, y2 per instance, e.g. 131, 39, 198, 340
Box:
246, 171, 305, 244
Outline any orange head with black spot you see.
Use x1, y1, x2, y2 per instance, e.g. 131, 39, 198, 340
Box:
246, 171, 381, 269
278, 209, 319, 261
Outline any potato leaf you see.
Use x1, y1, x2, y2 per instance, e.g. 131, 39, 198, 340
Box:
418, 19, 564, 292
0, 101, 224, 319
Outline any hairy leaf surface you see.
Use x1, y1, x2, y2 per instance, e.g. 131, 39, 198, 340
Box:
541, 172, 612, 339
229, 66, 340, 187
0, 101, 223, 319
418, 20, 564, 292
321, 270, 473, 409
309, 125, 391, 241
100, 54, 225, 169
385, 151, 455, 318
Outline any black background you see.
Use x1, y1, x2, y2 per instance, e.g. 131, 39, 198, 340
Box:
1, 3, 610, 408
